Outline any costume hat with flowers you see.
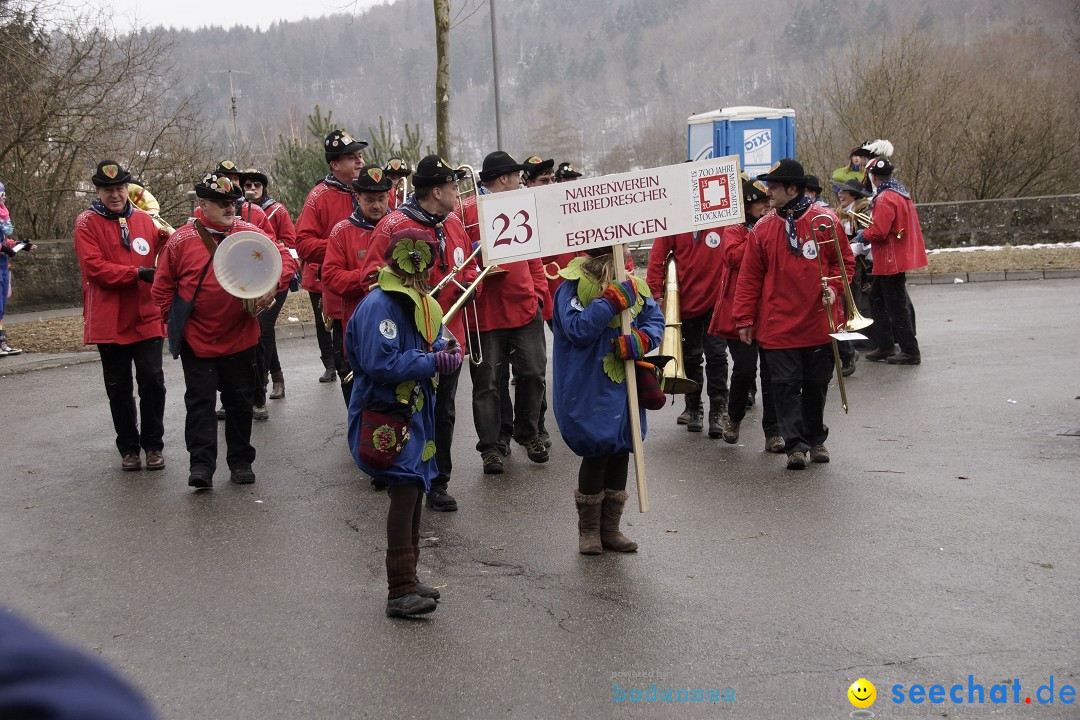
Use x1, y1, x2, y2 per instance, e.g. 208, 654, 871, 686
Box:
194, 172, 242, 201
214, 159, 242, 179
384, 158, 412, 178
522, 155, 554, 181
555, 161, 582, 180
352, 164, 394, 194
324, 130, 368, 163
742, 180, 767, 204
376, 227, 443, 343
412, 155, 467, 188
92, 160, 133, 187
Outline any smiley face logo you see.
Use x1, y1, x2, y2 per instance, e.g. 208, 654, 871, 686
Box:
848, 678, 876, 709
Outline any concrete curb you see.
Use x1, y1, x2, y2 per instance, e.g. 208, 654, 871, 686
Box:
907, 268, 1080, 285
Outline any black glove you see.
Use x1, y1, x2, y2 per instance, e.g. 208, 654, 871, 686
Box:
0, 244, 15, 258
137, 266, 156, 283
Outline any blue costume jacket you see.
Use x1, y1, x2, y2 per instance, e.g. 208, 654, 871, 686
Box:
551, 280, 664, 457
345, 287, 446, 490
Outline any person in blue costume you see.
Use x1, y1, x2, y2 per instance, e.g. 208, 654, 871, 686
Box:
345, 227, 463, 617
551, 247, 664, 555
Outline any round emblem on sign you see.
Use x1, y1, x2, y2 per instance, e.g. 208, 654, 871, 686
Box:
704, 231, 722, 248
132, 237, 151, 256
802, 240, 818, 260
453, 246, 465, 265
379, 319, 398, 339
569, 296, 585, 312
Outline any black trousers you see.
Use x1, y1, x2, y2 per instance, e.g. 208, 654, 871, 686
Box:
761, 344, 834, 455
869, 272, 920, 355
258, 289, 289, 375
727, 340, 779, 437
682, 311, 729, 401
180, 343, 257, 474
331, 319, 353, 405
309, 292, 335, 370
578, 453, 629, 494
432, 362, 461, 492
97, 338, 166, 456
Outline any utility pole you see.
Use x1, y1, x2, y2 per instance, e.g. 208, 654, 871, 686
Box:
210, 69, 252, 157
489, 0, 504, 149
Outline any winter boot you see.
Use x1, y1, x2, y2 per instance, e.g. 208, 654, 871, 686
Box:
599, 489, 638, 552
385, 546, 435, 617
268, 371, 285, 399
686, 395, 704, 433
707, 395, 727, 439
574, 490, 604, 555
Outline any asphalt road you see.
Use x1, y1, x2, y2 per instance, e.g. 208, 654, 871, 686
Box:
1, 279, 1078, 719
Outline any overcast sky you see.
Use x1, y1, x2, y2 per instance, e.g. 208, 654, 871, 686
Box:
97, 0, 390, 31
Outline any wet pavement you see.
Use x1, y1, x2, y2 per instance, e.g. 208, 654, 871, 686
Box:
1, 279, 1078, 719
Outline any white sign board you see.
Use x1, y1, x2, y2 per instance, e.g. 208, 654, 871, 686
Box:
476, 155, 744, 264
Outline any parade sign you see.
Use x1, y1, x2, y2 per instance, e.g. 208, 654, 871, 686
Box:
476, 155, 744, 264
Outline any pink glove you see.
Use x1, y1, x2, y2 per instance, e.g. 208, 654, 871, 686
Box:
433, 348, 463, 375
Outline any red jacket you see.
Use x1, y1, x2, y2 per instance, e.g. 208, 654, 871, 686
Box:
295, 181, 356, 305
359, 209, 478, 345
458, 195, 548, 331
73, 208, 167, 345
262, 200, 296, 248
194, 202, 275, 241
861, 188, 928, 275
645, 227, 728, 319
707, 223, 753, 340
322, 217, 378, 323
151, 219, 293, 358
732, 207, 855, 350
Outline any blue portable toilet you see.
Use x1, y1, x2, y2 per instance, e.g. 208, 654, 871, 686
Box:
687, 106, 796, 178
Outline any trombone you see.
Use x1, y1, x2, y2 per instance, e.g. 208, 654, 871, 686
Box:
810, 213, 873, 414
429, 242, 497, 365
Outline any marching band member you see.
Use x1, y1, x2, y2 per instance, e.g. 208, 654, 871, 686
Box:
554, 161, 583, 182
242, 168, 296, 401
195, 160, 277, 240
708, 180, 783, 451
733, 159, 854, 470
151, 173, 293, 489
358, 155, 476, 511
835, 178, 875, 372
73, 160, 168, 471
322, 164, 394, 403
647, 222, 731, 438
384, 157, 412, 211
860, 157, 927, 365
294, 130, 368, 385
457, 151, 551, 474
345, 227, 461, 617
551, 247, 663, 554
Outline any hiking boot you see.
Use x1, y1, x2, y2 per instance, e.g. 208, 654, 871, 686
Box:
687, 406, 704, 433
865, 347, 897, 362
810, 444, 830, 463
722, 415, 740, 444
145, 450, 165, 471
188, 469, 213, 490
887, 352, 921, 365
524, 437, 549, 463
319, 367, 336, 383
539, 429, 553, 449
229, 465, 256, 484
252, 405, 269, 422
268, 371, 285, 399
765, 436, 785, 453
707, 395, 727, 439
121, 453, 141, 471
482, 453, 504, 475
574, 490, 604, 555
786, 451, 808, 470
426, 486, 458, 512
676, 408, 691, 425
385, 593, 436, 617
841, 351, 857, 377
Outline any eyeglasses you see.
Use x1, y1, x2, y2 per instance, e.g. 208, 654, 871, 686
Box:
212, 199, 235, 210
243, 182, 262, 189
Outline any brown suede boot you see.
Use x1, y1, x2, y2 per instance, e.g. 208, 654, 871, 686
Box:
268, 371, 285, 400
574, 490, 604, 555
600, 489, 638, 552
385, 546, 435, 617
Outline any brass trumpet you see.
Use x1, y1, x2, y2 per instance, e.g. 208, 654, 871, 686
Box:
810, 213, 873, 414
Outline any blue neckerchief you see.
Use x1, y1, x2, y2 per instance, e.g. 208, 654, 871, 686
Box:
347, 206, 378, 231
778, 194, 813, 255
398, 197, 447, 268
257, 194, 276, 211
89, 199, 135, 249
323, 174, 359, 211
872, 177, 911, 209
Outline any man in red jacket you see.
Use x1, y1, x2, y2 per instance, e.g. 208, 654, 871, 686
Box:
322, 164, 393, 403
152, 173, 293, 489
647, 222, 730, 437
358, 155, 475, 510
295, 129, 368, 385
733, 159, 854, 470
73, 160, 168, 472
458, 150, 551, 474
860, 157, 927, 365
